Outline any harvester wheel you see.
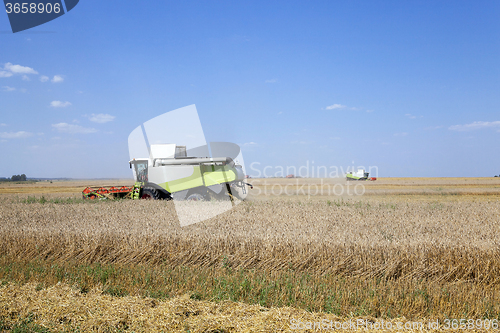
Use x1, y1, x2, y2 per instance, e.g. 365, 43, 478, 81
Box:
141, 188, 160, 200
186, 193, 205, 201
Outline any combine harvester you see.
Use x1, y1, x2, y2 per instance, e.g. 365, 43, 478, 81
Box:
346, 169, 377, 181
83, 143, 252, 201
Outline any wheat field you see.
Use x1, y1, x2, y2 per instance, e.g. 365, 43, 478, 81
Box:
0, 178, 499, 332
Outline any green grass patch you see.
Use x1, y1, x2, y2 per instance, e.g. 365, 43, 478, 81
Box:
1, 313, 51, 333
21, 196, 88, 205
1, 259, 500, 320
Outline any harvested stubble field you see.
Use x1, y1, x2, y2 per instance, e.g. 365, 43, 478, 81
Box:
0, 178, 499, 332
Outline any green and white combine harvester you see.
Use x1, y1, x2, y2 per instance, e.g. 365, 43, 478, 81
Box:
346, 169, 377, 181
82, 143, 252, 201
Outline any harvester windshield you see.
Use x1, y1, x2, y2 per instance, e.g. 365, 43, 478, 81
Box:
132, 160, 148, 182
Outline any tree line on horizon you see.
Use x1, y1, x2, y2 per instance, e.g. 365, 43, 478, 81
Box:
0, 174, 27, 182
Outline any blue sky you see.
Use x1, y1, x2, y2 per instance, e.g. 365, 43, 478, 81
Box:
1, 0, 499, 178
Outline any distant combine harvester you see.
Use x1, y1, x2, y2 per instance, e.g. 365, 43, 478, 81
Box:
346, 169, 377, 181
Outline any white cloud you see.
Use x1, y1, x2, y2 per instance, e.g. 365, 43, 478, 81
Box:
50, 101, 72, 108
405, 113, 417, 119
324, 104, 370, 112
22, 75, 30, 81
88, 113, 115, 123
449, 121, 500, 132
52, 123, 97, 134
39, 75, 49, 82
394, 132, 408, 137
2, 86, 16, 92
425, 125, 443, 130
0, 71, 13, 78
0, 131, 33, 139
0, 123, 7, 127
366, 109, 374, 113
243, 142, 257, 146
265, 79, 277, 83
278, 111, 283, 115
4, 62, 38, 75
51, 75, 64, 83
325, 104, 346, 110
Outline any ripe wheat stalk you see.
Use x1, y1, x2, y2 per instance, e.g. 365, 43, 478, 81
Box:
1, 199, 499, 283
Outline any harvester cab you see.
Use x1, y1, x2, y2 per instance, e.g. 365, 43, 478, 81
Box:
130, 159, 148, 182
